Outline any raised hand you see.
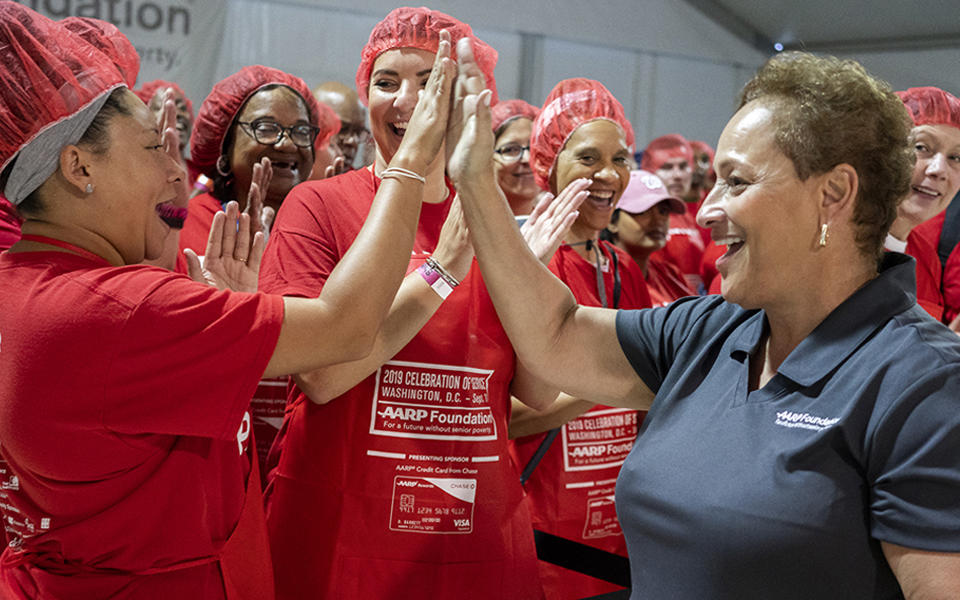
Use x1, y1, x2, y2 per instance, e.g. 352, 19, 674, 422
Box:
158, 89, 189, 205
445, 36, 489, 169
185, 201, 263, 292
431, 194, 475, 282
242, 157, 274, 242
390, 29, 456, 171
521, 180, 590, 264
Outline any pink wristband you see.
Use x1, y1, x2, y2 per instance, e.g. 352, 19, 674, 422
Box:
417, 262, 453, 299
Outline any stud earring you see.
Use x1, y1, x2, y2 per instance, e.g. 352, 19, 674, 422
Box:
819, 223, 829, 247
85, 183, 94, 194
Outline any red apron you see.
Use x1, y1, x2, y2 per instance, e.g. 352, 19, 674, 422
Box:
0, 417, 273, 600
265, 257, 542, 600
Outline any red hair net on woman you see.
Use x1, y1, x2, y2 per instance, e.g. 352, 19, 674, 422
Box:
355, 6, 498, 106
897, 87, 960, 130
0, 2, 126, 204
529, 78, 635, 192
60, 16, 139, 88
639, 133, 693, 172
190, 65, 326, 177
135, 79, 194, 121
491, 99, 539, 133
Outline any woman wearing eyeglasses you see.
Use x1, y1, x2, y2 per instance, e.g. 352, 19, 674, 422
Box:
492, 100, 541, 216
179, 66, 336, 258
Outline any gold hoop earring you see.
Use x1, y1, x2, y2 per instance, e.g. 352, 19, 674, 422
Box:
819, 223, 829, 248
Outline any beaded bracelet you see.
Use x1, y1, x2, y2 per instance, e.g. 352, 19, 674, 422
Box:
417, 261, 454, 299
380, 166, 426, 184
425, 256, 460, 288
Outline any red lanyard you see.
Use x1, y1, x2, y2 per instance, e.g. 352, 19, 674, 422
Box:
19, 234, 112, 266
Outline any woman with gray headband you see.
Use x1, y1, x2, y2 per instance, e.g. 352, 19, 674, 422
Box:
0, 3, 475, 597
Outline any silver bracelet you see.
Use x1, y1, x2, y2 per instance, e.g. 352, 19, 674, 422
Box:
425, 256, 460, 288
380, 166, 426, 184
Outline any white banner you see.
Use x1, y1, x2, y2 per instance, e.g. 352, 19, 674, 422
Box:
14, 0, 226, 104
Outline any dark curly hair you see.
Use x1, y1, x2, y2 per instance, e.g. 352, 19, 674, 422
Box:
739, 52, 913, 260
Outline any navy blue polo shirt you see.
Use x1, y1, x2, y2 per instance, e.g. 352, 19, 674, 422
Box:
614, 253, 960, 599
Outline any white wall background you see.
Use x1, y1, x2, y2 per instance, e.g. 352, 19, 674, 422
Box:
206, 0, 768, 150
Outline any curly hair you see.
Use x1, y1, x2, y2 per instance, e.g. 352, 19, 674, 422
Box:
739, 52, 913, 260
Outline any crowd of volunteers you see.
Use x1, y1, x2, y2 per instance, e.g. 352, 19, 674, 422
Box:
0, 2, 959, 599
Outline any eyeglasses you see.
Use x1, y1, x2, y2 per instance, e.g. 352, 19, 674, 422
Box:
237, 119, 320, 148
336, 124, 371, 145
494, 144, 530, 164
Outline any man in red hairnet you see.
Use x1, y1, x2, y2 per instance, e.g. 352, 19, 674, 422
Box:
640, 134, 706, 292
899, 87, 960, 324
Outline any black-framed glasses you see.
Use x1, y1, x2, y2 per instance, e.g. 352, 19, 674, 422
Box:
336, 124, 371, 145
494, 144, 530, 163
237, 119, 319, 148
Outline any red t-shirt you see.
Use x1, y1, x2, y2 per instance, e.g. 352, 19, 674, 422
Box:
0, 251, 283, 599
0, 196, 22, 252
508, 241, 649, 599
906, 211, 949, 321
178, 192, 223, 258
647, 252, 695, 307
659, 208, 705, 292
259, 168, 542, 600
700, 239, 725, 295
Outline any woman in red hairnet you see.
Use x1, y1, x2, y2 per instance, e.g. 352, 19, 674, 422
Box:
0, 2, 461, 597
895, 88, 960, 323
179, 66, 337, 258
491, 99, 541, 216
258, 8, 554, 599
507, 78, 650, 600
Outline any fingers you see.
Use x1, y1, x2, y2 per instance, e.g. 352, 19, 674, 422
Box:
221, 201, 240, 260
205, 209, 226, 260
184, 249, 203, 283
261, 206, 276, 232
455, 37, 486, 96
247, 231, 266, 273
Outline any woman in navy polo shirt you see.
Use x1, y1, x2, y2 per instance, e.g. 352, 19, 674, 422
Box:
451, 50, 960, 598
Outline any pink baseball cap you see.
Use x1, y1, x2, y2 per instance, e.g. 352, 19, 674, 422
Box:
616, 170, 685, 215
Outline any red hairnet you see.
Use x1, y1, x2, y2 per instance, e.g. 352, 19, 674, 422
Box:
640, 134, 693, 172
135, 79, 194, 122
190, 65, 325, 177
529, 78, 635, 192
897, 87, 960, 131
355, 7, 498, 106
314, 100, 341, 150
491, 99, 539, 134
60, 16, 139, 88
0, 3, 125, 173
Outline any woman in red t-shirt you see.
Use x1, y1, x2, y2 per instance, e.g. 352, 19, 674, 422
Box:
0, 5, 461, 598
507, 78, 651, 600
179, 66, 340, 260
258, 8, 559, 600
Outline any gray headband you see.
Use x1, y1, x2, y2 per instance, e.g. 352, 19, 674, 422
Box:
4, 91, 114, 206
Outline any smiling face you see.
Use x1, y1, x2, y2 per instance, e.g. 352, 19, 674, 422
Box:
367, 47, 435, 167
553, 119, 632, 237
493, 117, 539, 214
227, 86, 314, 211
87, 91, 186, 263
613, 202, 673, 255
899, 123, 960, 227
697, 100, 826, 309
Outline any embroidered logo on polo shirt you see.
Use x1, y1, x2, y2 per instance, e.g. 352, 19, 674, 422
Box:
775, 411, 839, 432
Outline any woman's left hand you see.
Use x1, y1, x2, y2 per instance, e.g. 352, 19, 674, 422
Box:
184, 200, 264, 292
521, 180, 590, 264
242, 157, 274, 242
